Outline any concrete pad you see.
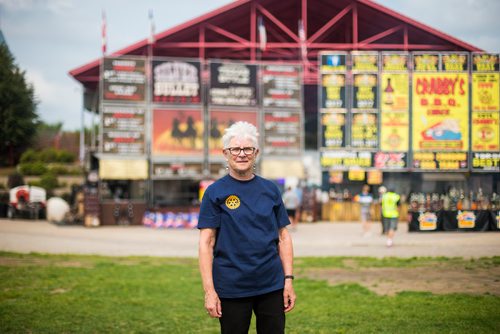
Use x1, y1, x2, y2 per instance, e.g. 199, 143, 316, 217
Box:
1, 219, 499, 258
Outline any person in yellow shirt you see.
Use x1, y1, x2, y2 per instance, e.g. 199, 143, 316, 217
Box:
381, 187, 400, 247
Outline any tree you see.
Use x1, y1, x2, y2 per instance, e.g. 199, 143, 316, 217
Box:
0, 44, 39, 166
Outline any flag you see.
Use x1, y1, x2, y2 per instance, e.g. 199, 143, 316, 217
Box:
149, 9, 155, 44
257, 16, 266, 52
101, 10, 107, 55
298, 19, 307, 61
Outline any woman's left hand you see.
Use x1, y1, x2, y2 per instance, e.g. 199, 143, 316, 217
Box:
283, 280, 296, 313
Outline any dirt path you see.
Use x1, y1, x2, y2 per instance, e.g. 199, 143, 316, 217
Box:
304, 259, 500, 296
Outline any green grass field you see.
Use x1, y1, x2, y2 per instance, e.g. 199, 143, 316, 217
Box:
1, 252, 499, 333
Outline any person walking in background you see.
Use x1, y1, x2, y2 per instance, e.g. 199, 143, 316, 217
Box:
381, 187, 400, 247
357, 184, 374, 237
198, 121, 296, 334
283, 186, 300, 231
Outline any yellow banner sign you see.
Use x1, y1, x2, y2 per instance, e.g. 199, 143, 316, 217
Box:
380, 111, 409, 151
471, 111, 500, 151
348, 169, 365, 181
367, 170, 383, 185
380, 73, 409, 112
472, 73, 500, 111
412, 73, 469, 151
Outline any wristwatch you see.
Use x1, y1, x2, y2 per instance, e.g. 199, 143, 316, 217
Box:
284, 275, 295, 280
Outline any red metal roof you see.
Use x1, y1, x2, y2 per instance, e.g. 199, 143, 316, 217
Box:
70, 0, 482, 87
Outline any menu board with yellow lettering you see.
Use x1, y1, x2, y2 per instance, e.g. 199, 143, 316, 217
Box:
412, 53, 440, 72
471, 53, 500, 171
319, 52, 349, 151
379, 54, 409, 169
321, 113, 346, 148
441, 53, 469, 72
412, 73, 469, 152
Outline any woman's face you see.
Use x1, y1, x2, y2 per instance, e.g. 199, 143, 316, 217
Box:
224, 136, 258, 178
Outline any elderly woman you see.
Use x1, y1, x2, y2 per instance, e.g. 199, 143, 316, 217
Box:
198, 121, 296, 334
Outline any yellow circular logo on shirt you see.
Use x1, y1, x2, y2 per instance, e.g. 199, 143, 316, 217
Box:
225, 195, 240, 210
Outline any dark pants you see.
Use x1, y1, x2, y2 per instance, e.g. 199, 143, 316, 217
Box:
219, 289, 285, 334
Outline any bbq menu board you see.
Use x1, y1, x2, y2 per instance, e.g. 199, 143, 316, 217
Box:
319, 52, 348, 152
209, 61, 258, 107
263, 111, 301, 155
471, 53, 500, 171
262, 64, 302, 108
101, 105, 146, 155
102, 57, 146, 102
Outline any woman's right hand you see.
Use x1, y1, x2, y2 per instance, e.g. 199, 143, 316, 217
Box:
205, 290, 222, 318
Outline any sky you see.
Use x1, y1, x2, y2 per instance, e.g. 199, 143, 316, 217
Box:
1, 0, 500, 131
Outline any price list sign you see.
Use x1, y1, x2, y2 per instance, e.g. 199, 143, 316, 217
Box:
319, 52, 348, 151
102, 57, 146, 102
101, 105, 145, 155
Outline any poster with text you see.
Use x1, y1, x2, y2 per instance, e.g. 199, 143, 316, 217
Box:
152, 59, 201, 104
321, 112, 346, 148
412, 73, 469, 151
471, 111, 499, 151
263, 111, 302, 155
102, 57, 146, 102
209, 62, 258, 107
262, 64, 302, 108
472, 53, 499, 72
321, 73, 346, 111
441, 53, 469, 72
412, 152, 468, 171
102, 131, 145, 155
472, 73, 500, 112
380, 73, 409, 112
380, 111, 409, 151
352, 52, 379, 72
412, 53, 440, 72
320, 151, 373, 169
152, 109, 204, 157
351, 113, 378, 149
471, 152, 500, 171
352, 73, 378, 111
101, 105, 145, 155
374, 152, 407, 169
208, 110, 258, 155
320, 53, 348, 73
382, 53, 409, 72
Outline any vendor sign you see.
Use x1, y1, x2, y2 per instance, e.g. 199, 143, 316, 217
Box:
471, 112, 499, 151
418, 212, 438, 231
412, 152, 468, 171
321, 151, 372, 169
412, 73, 469, 151
102, 57, 146, 102
321, 112, 346, 148
152, 59, 201, 104
472, 73, 499, 111
152, 109, 204, 157
457, 211, 476, 229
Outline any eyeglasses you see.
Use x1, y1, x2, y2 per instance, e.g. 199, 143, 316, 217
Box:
225, 147, 256, 156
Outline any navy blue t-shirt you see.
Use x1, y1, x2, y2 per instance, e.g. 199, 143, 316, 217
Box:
198, 174, 290, 298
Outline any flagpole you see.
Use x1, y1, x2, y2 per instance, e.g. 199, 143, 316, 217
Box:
147, 9, 155, 206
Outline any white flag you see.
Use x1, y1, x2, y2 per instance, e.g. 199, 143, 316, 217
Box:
149, 9, 155, 44
298, 19, 307, 61
258, 16, 267, 52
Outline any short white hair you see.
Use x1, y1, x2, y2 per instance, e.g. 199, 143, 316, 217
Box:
222, 121, 259, 149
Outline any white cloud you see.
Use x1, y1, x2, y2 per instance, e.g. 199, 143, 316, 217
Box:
379, 0, 500, 51
25, 69, 82, 129
0, 0, 72, 14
